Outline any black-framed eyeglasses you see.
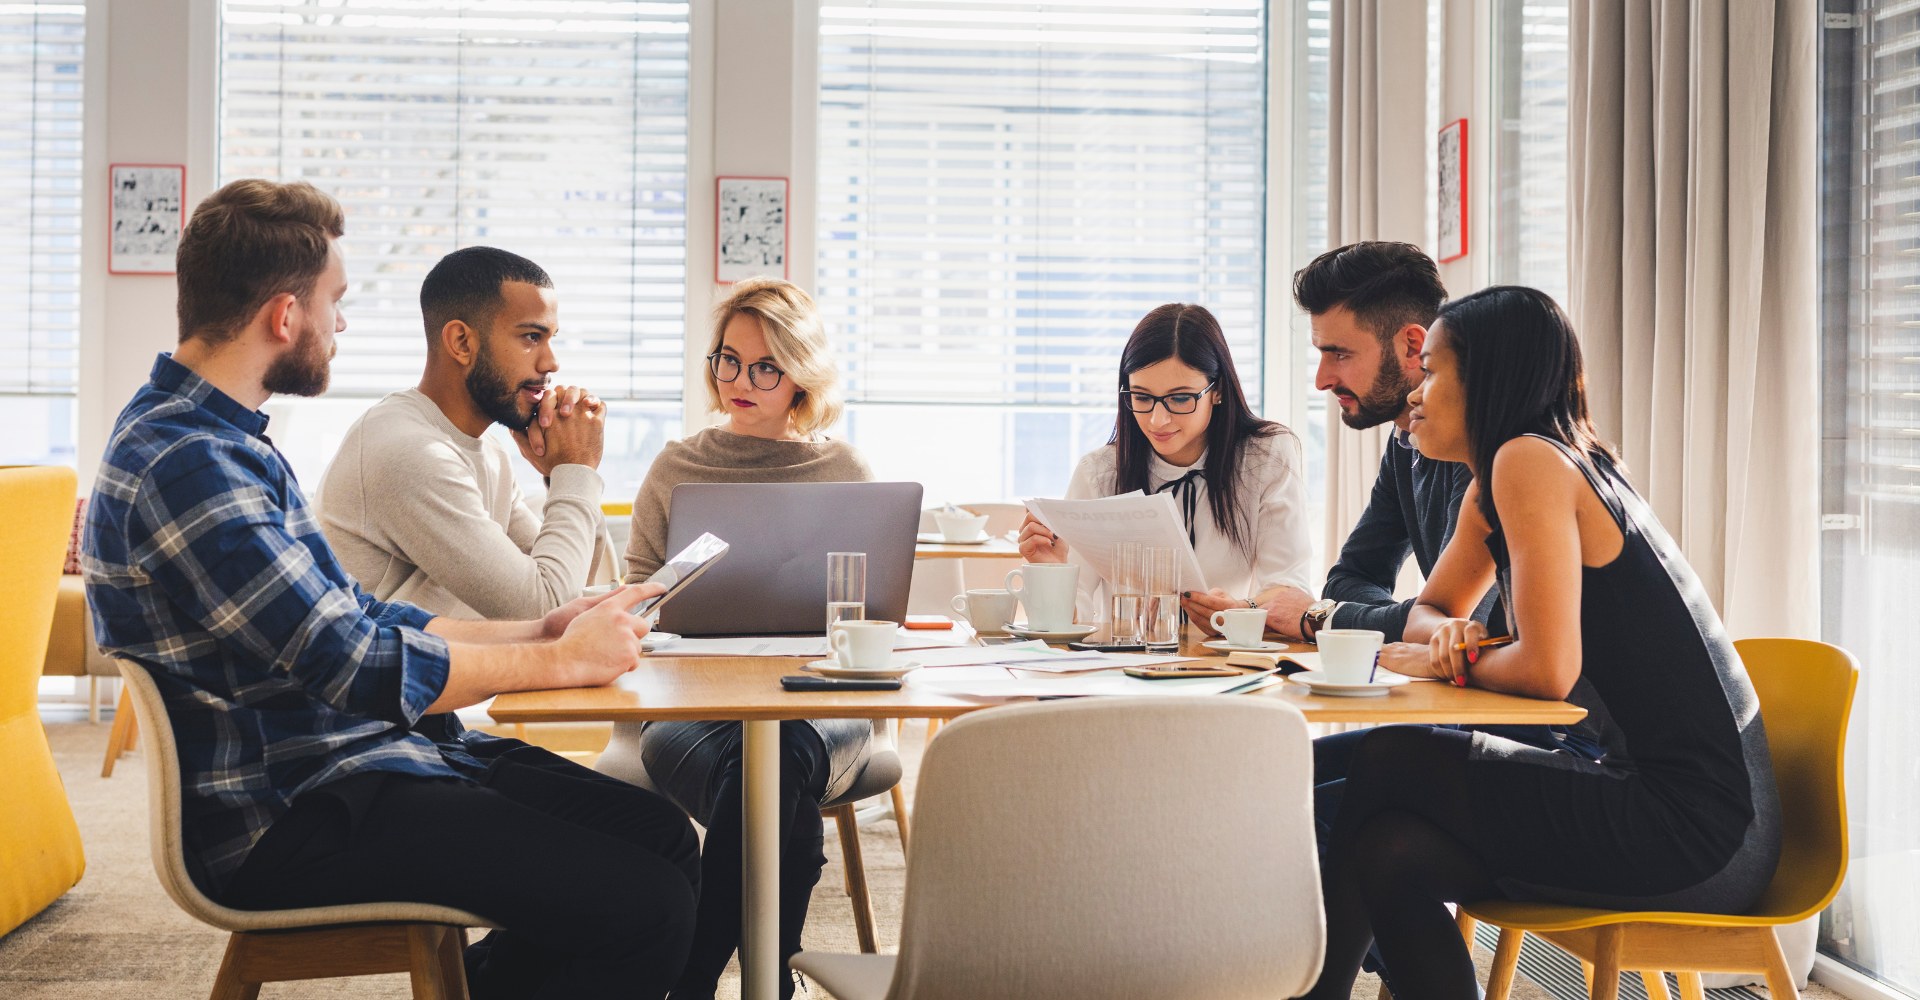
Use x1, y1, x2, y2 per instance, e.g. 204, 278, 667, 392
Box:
707, 352, 785, 391
1121, 382, 1216, 415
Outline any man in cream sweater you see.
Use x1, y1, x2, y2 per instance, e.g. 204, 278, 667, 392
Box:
320, 246, 610, 620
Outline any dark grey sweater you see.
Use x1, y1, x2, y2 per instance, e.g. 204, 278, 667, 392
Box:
1322, 430, 1501, 641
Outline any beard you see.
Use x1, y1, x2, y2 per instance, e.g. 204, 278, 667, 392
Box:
467, 341, 545, 430
262, 319, 334, 397
1337, 349, 1416, 430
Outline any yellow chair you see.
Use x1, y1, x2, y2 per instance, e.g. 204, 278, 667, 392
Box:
0, 466, 87, 938
1462, 637, 1859, 1000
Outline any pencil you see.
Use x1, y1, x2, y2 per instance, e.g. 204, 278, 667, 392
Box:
1446, 634, 1514, 687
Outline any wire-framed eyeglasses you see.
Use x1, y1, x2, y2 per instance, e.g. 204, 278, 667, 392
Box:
1121, 383, 1216, 415
707, 352, 786, 391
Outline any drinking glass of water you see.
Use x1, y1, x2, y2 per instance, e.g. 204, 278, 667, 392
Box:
827, 551, 867, 633
1108, 542, 1145, 644
1142, 546, 1181, 651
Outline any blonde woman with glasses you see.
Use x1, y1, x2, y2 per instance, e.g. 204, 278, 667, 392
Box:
618, 277, 873, 1000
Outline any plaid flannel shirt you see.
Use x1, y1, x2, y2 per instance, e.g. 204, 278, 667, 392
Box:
84, 355, 473, 895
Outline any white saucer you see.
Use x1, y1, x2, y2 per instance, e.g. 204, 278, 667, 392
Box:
801, 659, 921, 680
917, 532, 991, 545
1288, 669, 1409, 697
1002, 622, 1099, 642
641, 631, 681, 652
1201, 638, 1289, 653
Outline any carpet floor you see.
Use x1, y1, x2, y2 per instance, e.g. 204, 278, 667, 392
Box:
0, 714, 1824, 999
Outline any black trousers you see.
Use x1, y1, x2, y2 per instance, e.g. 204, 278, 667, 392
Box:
223, 743, 702, 1000
640, 719, 854, 1000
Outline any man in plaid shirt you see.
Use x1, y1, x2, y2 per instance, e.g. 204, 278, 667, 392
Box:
84, 178, 699, 1000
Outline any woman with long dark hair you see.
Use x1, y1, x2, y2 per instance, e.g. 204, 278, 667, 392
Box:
1017, 303, 1313, 627
1305, 286, 1780, 999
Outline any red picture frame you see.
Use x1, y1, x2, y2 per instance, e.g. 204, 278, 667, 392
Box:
108, 163, 186, 275
1437, 119, 1468, 263
715, 175, 790, 284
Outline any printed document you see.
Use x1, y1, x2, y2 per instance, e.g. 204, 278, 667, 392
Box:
1023, 491, 1207, 591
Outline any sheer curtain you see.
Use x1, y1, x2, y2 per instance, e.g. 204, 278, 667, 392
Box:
1322, 0, 1429, 563
1566, 0, 1819, 983
1566, 0, 1818, 640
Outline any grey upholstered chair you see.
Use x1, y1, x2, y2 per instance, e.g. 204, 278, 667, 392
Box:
793, 696, 1326, 1000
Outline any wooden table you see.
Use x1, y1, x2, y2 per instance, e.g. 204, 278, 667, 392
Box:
490, 633, 1584, 1000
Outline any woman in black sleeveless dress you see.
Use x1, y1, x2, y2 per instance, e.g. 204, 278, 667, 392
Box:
1302, 287, 1781, 1000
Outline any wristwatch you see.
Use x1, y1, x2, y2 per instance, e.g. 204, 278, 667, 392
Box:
1301, 599, 1340, 640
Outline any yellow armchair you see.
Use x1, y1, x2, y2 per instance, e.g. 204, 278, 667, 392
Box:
0, 465, 87, 938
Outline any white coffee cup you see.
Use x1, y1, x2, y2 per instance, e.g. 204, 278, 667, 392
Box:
829, 619, 898, 670
1003, 563, 1079, 632
1209, 607, 1268, 647
1317, 628, 1385, 684
951, 589, 1018, 636
933, 510, 991, 542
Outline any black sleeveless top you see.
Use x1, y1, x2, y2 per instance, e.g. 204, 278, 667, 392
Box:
1477, 435, 1779, 907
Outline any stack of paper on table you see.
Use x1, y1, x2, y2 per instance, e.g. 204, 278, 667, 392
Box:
910, 666, 1268, 699
645, 623, 982, 659
1023, 492, 1208, 591
909, 640, 1203, 673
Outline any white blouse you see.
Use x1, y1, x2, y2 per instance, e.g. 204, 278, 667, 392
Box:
1062, 429, 1314, 619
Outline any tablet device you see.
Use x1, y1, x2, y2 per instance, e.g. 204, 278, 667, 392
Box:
633, 532, 729, 620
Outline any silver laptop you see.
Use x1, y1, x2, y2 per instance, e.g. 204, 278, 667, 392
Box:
655, 481, 924, 637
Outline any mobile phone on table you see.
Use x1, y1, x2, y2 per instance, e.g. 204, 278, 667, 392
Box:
631, 532, 729, 619
1068, 640, 1148, 653
1122, 666, 1245, 679
780, 675, 903, 692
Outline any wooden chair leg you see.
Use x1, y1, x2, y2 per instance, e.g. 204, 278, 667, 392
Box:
888, 782, 911, 857
208, 933, 263, 1000
101, 685, 137, 777
1759, 927, 1801, 1000
437, 927, 471, 999
825, 803, 877, 953
89, 675, 100, 724
1374, 982, 1393, 1000
1455, 910, 1477, 949
1676, 972, 1707, 1000
406, 925, 453, 1000
1590, 926, 1625, 1000
1485, 929, 1524, 1000
1638, 970, 1673, 1000
924, 717, 942, 743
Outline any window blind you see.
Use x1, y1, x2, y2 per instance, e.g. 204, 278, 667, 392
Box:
817, 1, 1267, 409
0, 1, 84, 396
219, 1, 690, 400
1859, 0, 1920, 504
1491, 0, 1569, 306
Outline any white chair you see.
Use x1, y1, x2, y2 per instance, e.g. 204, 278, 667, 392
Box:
119, 659, 494, 1000
792, 696, 1326, 1000
596, 718, 907, 952
906, 501, 1028, 616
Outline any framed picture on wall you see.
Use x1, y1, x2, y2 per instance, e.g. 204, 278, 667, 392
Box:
109, 163, 186, 274
715, 176, 789, 283
1437, 119, 1467, 263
